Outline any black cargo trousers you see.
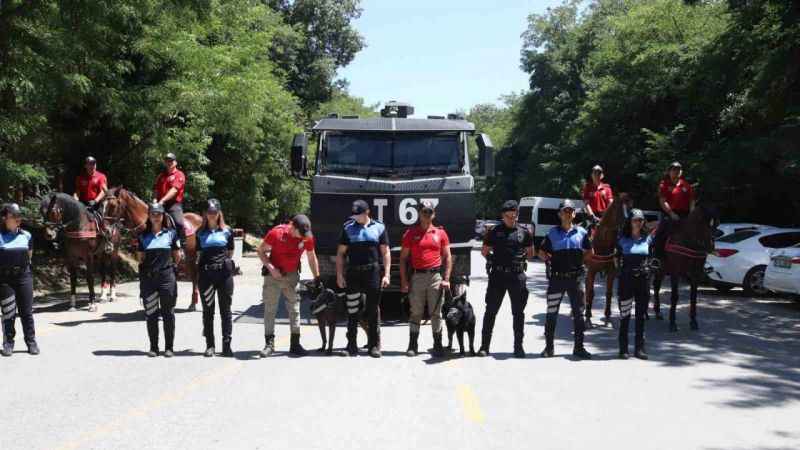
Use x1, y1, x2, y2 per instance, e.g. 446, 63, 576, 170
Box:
480, 268, 529, 352
618, 269, 649, 354
543, 274, 587, 350
1, 270, 35, 346
199, 260, 235, 349
140, 267, 177, 352
344, 264, 381, 353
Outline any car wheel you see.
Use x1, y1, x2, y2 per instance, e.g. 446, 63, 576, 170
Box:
743, 265, 769, 297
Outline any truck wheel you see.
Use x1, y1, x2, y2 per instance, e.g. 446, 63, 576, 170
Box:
743, 265, 768, 297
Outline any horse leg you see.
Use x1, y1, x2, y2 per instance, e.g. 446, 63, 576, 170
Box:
604, 269, 614, 323
98, 258, 107, 303
669, 275, 679, 332
69, 265, 78, 311
108, 255, 117, 302
584, 270, 595, 329
87, 256, 97, 312
652, 272, 663, 320
689, 282, 699, 331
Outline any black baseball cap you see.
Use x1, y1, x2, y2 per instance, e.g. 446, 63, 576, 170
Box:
559, 199, 578, 212
592, 164, 603, 172
669, 161, 682, 169
85, 156, 97, 164
1, 203, 22, 217
501, 200, 518, 212
164, 152, 177, 161
291, 214, 312, 237
148, 202, 165, 214
206, 198, 221, 213
351, 199, 369, 215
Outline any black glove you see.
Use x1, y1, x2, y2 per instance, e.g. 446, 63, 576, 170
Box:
313, 276, 322, 289
87, 200, 96, 209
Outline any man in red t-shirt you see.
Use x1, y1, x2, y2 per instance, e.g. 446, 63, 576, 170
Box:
257, 214, 320, 357
399, 200, 452, 357
73, 156, 108, 210
654, 161, 696, 258
582, 165, 614, 220
153, 153, 187, 247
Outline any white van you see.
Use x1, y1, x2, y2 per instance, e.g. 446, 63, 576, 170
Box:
518, 196, 662, 246
518, 196, 585, 247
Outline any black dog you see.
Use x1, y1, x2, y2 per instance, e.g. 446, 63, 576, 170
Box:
306, 281, 339, 355
443, 284, 476, 356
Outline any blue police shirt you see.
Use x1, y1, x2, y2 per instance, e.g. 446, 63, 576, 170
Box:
541, 225, 591, 273
197, 226, 234, 265
0, 229, 32, 268
138, 229, 180, 271
339, 219, 389, 266
617, 234, 653, 271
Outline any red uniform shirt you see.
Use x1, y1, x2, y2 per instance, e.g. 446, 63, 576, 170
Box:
659, 176, 694, 214
154, 167, 186, 204
263, 224, 315, 274
401, 225, 450, 270
75, 171, 107, 202
582, 181, 613, 214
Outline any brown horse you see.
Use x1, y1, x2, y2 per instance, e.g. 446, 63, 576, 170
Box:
583, 193, 631, 328
104, 187, 202, 308
40, 193, 123, 312
652, 204, 718, 331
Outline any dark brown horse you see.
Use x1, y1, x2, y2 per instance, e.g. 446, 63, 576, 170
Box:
652, 204, 719, 331
583, 193, 631, 328
40, 193, 122, 312
104, 187, 202, 308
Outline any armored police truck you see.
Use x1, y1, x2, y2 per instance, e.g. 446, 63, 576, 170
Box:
290, 101, 494, 303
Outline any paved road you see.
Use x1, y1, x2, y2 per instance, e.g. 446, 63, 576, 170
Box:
2, 251, 799, 450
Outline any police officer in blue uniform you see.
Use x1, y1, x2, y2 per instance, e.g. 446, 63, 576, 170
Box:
539, 200, 592, 359
616, 209, 653, 360
138, 202, 182, 357
336, 200, 391, 358
478, 200, 534, 358
1, 203, 38, 356
197, 199, 236, 357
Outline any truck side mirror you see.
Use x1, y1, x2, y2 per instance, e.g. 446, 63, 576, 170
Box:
290, 133, 308, 178
476, 133, 495, 177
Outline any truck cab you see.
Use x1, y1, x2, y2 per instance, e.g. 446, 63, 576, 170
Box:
291, 102, 494, 298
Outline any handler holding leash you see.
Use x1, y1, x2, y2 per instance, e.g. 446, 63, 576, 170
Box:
137, 202, 182, 357
336, 200, 390, 358
539, 200, 592, 359
0, 203, 38, 356
478, 200, 534, 358
197, 199, 236, 357
258, 214, 320, 357
400, 200, 452, 358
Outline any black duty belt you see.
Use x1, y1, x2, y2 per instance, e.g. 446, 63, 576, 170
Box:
492, 263, 527, 273
412, 266, 441, 274
550, 269, 584, 279
0, 266, 27, 276
348, 263, 378, 272
201, 262, 225, 271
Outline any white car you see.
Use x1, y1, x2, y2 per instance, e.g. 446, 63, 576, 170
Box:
713, 223, 776, 240
764, 244, 800, 297
705, 228, 800, 295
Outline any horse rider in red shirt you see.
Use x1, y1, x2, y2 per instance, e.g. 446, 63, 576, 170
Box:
153, 153, 187, 249
74, 156, 112, 251
582, 165, 614, 233
653, 161, 696, 259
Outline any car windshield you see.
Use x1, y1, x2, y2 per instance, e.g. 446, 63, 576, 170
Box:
716, 230, 760, 243
323, 132, 461, 176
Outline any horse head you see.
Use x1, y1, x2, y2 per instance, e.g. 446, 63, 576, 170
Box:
107, 187, 149, 233
686, 202, 720, 254
40, 193, 65, 241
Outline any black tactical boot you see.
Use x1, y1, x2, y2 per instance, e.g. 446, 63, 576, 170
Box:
619, 317, 630, 359
289, 333, 307, 357
406, 332, 419, 357
477, 332, 491, 357
26, 340, 40, 356
432, 332, 445, 358
147, 319, 159, 357
2, 340, 13, 357
346, 319, 359, 356
222, 338, 233, 357
540, 319, 555, 357
260, 334, 275, 358
634, 318, 648, 360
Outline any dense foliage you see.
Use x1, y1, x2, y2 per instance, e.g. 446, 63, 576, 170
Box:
504, 0, 799, 225
0, 0, 366, 229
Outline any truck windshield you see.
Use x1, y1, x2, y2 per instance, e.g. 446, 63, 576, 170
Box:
323, 132, 461, 175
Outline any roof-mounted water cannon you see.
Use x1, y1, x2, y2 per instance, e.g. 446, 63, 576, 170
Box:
380, 101, 414, 118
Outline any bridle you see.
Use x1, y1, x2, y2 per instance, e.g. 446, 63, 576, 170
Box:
107, 189, 147, 235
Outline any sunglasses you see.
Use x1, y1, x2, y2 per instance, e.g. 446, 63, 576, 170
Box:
420, 209, 434, 215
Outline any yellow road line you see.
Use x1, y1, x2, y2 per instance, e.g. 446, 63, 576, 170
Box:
457, 383, 485, 424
